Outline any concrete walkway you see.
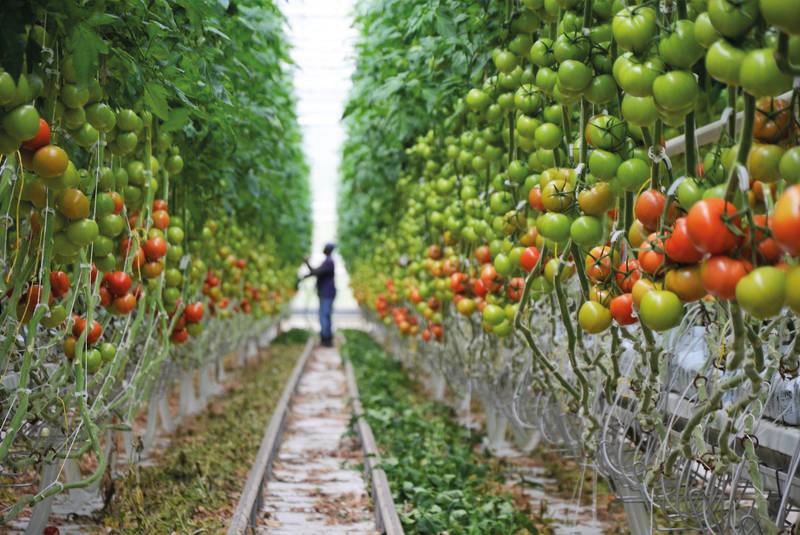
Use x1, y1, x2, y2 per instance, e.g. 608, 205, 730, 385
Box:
258, 347, 375, 534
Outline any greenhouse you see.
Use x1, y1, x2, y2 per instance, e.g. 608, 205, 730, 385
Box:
1, 0, 800, 533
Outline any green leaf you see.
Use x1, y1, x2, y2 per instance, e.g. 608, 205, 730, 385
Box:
66, 23, 109, 88
144, 82, 170, 120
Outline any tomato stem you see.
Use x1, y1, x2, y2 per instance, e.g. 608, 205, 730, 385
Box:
724, 93, 755, 203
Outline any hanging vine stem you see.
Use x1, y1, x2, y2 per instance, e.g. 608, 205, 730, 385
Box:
514, 244, 582, 401
553, 242, 599, 434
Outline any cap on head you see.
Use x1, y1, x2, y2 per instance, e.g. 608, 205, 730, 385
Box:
323, 242, 335, 255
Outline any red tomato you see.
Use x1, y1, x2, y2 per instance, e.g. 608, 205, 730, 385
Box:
615, 259, 641, 293
171, 327, 189, 344
637, 233, 665, 275
22, 119, 51, 151
450, 272, 468, 293
73, 317, 102, 344
686, 198, 741, 255
520, 246, 541, 272
143, 237, 167, 261
771, 184, 800, 255
664, 217, 704, 264
50, 271, 71, 298
507, 277, 525, 301
473, 278, 488, 298
634, 189, 667, 231
99, 286, 112, 307
152, 199, 169, 212
184, 302, 205, 323
480, 264, 502, 291
701, 255, 752, 300
103, 271, 132, 297
610, 293, 637, 325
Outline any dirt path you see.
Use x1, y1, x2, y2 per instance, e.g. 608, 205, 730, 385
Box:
258, 347, 375, 534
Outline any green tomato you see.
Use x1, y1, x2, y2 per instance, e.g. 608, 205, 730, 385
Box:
739, 49, 792, 98
780, 147, 800, 184
588, 149, 622, 180
83, 349, 103, 373
653, 71, 699, 113
707, 0, 758, 38
2, 105, 40, 141
659, 20, 703, 69
694, 12, 721, 48
570, 215, 604, 247
557, 60, 593, 93
534, 123, 562, 150
621, 95, 658, 127
537, 212, 572, 242
639, 290, 684, 331
676, 177, 704, 209
99, 342, 117, 363
66, 218, 99, 247
735, 267, 786, 319
705, 39, 746, 86
612, 6, 657, 53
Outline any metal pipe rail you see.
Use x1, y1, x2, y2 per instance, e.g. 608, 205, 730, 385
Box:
344, 358, 405, 535
227, 338, 314, 534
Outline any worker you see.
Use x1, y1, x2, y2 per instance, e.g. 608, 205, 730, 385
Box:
304, 243, 336, 347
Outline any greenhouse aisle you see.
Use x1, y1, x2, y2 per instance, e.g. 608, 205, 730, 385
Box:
258, 346, 374, 533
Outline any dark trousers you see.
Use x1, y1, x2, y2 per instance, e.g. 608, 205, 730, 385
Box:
319, 296, 334, 341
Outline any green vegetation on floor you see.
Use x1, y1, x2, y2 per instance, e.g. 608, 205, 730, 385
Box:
342, 329, 537, 534
101, 336, 308, 533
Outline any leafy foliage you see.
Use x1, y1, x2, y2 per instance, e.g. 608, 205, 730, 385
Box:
338, 0, 507, 265
3, 0, 311, 263
342, 330, 537, 534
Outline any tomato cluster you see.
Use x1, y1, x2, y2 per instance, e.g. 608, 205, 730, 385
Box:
352, 0, 800, 344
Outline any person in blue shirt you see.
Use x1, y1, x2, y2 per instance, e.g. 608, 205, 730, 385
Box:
304, 243, 336, 347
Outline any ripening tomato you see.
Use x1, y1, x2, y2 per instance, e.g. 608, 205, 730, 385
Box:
578, 301, 613, 333
151, 209, 170, 230
665, 265, 706, 302
589, 286, 611, 306
686, 198, 741, 254
735, 266, 786, 319
701, 255, 752, 300
63, 336, 77, 360
610, 293, 637, 325
32, 145, 69, 178
474, 245, 492, 264
615, 259, 641, 293
664, 217, 703, 264
746, 214, 782, 264
771, 185, 800, 256
786, 267, 800, 314
585, 246, 616, 282
637, 233, 665, 275
754, 97, 792, 143
450, 272, 468, 293
113, 293, 137, 315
